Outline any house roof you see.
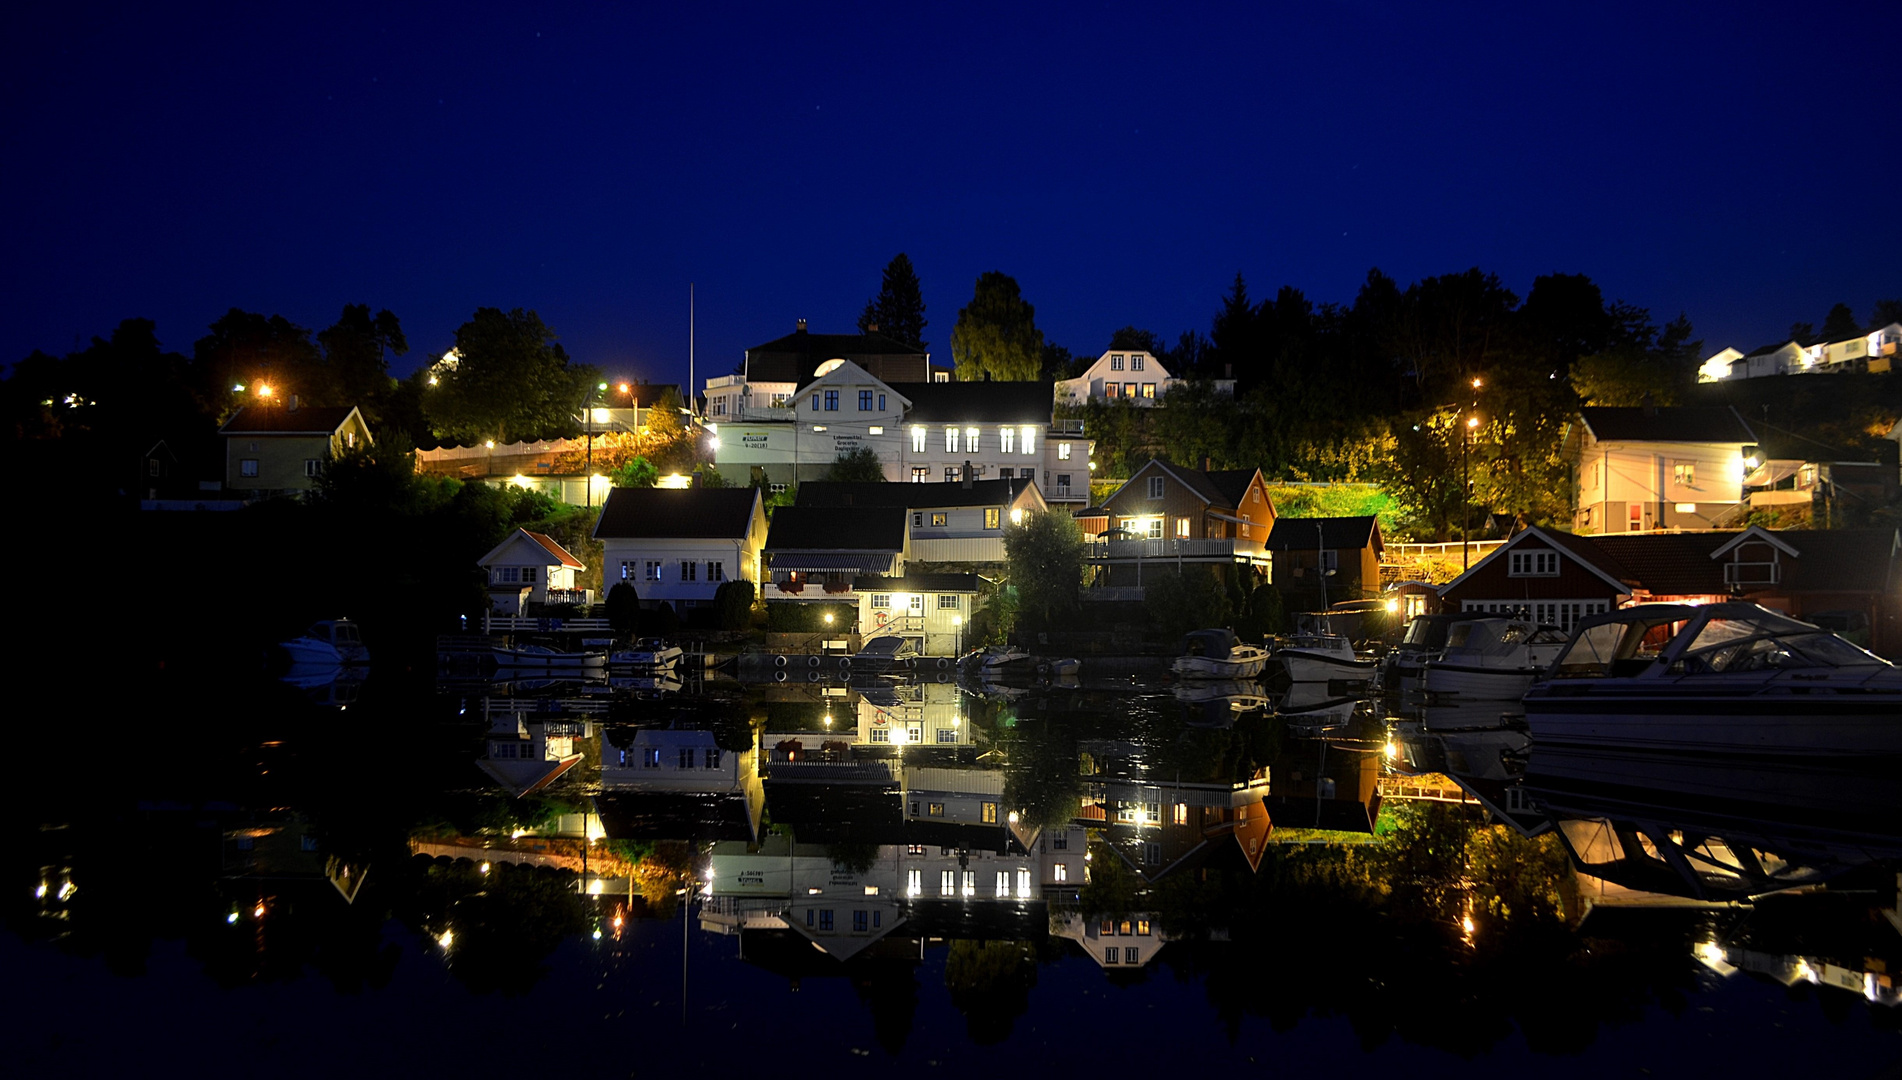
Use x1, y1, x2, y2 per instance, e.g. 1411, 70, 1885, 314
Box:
1578, 406, 1756, 444
1772, 527, 1900, 592
796, 478, 1032, 509
764, 505, 906, 551
1744, 340, 1796, 358
885, 381, 1055, 424
1588, 531, 1731, 595
220, 405, 363, 435
1204, 469, 1261, 506
853, 573, 981, 593
744, 328, 927, 383
592, 487, 761, 540
1264, 516, 1382, 551
1107, 459, 1237, 509
478, 528, 587, 569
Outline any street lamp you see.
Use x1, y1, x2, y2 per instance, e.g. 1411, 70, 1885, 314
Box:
587, 382, 608, 509
1462, 414, 1480, 569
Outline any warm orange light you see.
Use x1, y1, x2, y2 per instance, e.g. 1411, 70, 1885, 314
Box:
618, 383, 630, 394
256, 384, 274, 399
1471, 377, 1482, 389
1466, 416, 1479, 429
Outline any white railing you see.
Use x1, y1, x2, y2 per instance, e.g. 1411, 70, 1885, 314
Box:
1085, 537, 1243, 559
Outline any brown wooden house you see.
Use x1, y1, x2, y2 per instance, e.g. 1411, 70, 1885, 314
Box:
1087, 460, 1276, 586
1263, 515, 1385, 607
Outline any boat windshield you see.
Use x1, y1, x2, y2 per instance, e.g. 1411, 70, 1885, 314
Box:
1549, 617, 1684, 677
1672, 630, 1890, 674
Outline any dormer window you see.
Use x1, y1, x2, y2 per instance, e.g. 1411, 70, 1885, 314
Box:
1111, 354, 1125, 371
1508, 550, 1559, 577
1131, 355, 1144, 372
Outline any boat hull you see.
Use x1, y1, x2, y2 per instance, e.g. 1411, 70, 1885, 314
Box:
493, 649, 607, 670
1278, 649, 1374, 683
1523, 683, 1902, 758
1171, 653, 1268, 680
1421, 662, 1540, 701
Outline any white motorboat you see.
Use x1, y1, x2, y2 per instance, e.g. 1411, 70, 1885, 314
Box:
965, 645, 1033, 673
847, 635, 919, 674
1274, 683, 1356, 733
1523, 602, 1902, 758
493, 644, 608, 670
1421, 618, 1568, 700
1175, 678, 1271, 711
294, 618, 369, 665
1381, 613, 1463, 696
1170, 629, 1270, 679
1273, 633, 1375, 683
1038, 657, 1082, 677
612, 638, 682, 667
278, 635, 341, 669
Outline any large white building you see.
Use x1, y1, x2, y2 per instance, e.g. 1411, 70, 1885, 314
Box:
710, 359, 1093, 504
1699, 323, 1901, 382
1565, 405, 1758, 532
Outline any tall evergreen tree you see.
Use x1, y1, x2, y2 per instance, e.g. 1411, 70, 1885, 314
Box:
857, 253, 929, 351
1819, 303, 1862, 341
317, 304, 408, 418
950, 272, 1044, 381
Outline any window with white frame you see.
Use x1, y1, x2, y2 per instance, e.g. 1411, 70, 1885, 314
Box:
1105, 946, 1120, 964
1016, 868, 1031, 897
1508, 550, 1560, 577
707, 561, 724, 581
1148, 476, 1164, 499
995, 871, 1010, 897
679, 560, 697, 581
944, 468, 958, 482
871, 594, 890, 608
906, 869, 921, 896
940, 870, 955, 897
965, 427, 979, 451
1175, 517, 1190, 537
944, 427, 959, 453
938, 594, 959, 609
911, 426, 927, 453
1020, 426, 1035, 454
1146, 518, 1163, 539
645, 561, 662, 582
1131, 354, 1144, 371
1053, 863, 1068, 882
859, 390, 874, 410
999, 426, 1014, 454
621, 561, 637, 580
1058, 441, 1071, 460
1111, 354, 1125, 370
911, 467, 928, 482
1673, 461, 1695, 487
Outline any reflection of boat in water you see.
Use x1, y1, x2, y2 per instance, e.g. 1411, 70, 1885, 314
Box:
1038, 657, 1081, 677
1524, 602, 1902, 758
1273, 633, 1375, 683
1274, 681, 1357, 731
612, 638, 681, 667
1171, 629, 1269, 679
1421, 618, 1566, 700
963, 645, 1033, 674
1416, 699, 1524, 732
1175, 679, 1270, 713
493, 644, 608, 671
1526, 742, 1902, 904
610, 673, 683, 694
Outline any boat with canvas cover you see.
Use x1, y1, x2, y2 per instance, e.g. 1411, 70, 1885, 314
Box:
1170, 629, 1270, 679
493, 644, 608, 671
1273, 632, 1376, 683
1421, 618, 1568, 700
1522, 602, 1902, 758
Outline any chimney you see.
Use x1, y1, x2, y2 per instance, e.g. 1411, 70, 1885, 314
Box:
866, 322, 879, 333
1224, 363, 1233, 379
796, 318, 808, 333
1204, 456, 1211, 472
962, 460, 973, 489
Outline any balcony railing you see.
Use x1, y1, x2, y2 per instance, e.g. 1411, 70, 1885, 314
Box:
1084, 537, 1245, 560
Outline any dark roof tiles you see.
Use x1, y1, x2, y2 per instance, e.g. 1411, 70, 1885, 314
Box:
591, 487, 760, 540
765, 505, 907, 551
1579, 406, 1756, 444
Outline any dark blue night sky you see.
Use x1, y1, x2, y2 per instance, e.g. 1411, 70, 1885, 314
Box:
4, 1, 1896, 386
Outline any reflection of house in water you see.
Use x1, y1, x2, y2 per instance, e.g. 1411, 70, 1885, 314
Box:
1076, 740, 1274, 876
223, 812, 367, 904
594, 726, 765, 845
477, 711, 588, 798
1261, 736, 1382, 834
1053, 911, 1170, 970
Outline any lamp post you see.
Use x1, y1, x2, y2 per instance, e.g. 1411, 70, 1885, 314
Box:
1461, 377, 1482, 570
586, 381, 607, 508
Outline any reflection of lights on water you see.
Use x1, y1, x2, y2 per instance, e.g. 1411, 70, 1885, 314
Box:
253, 903, 266, 919
1383, 741, 1398, 759
479, 862, 490, 874
226, 911, 240, 924
587, 879, 606, 895
34, 883, 47, 899
438, 929, 454, 948
57, 882, 76, 901
510, 829, 527, 839
592, 928, 603, 940
1460, 915, 1475, 935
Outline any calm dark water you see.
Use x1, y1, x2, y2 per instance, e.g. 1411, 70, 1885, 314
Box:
9, 659, 1899, 1076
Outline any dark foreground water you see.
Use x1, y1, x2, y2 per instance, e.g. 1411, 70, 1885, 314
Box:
9, 660, 1899, 1077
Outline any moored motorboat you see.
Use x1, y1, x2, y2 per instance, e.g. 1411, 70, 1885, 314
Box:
1421, 618, 1568, 700
1170, 629, 1270, 679
494, 644, 608, 670
612, 638, 683, 667
278, 635, 342, 669
1381, 613, 1464, 696
1523, 602, 1902, 758
848, 635, 919, 675
297, 618, 370, 665
964, 645, 1033, 674
1273, 632, 1376, 683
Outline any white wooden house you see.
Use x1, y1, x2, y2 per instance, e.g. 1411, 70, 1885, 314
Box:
478, 528, 589, 613
592, 487, 767, 611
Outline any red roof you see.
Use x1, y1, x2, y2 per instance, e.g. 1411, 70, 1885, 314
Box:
523, 530, 585, 569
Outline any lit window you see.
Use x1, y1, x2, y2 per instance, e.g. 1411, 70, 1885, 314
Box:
995, 871, 1010, 897
931, 512, 948, 527
1142, 383, 1155, 399
1176, 517, 1190, 538
1673, 461, 1696, 487
911, 467, 928, 482
907, 869, 921, 896
928, 802, 944, 817
912, 426, 927, 453
868, 425, 883, 435
1053, 863, 1068, 882
645, 561, 662, 582
1105, 383, 1120, 398
945, 427, 959, 453
940, 870, 955, 897
1021, 426, 1036, 454
1000, 427, 1014, 454
1058, 442, 1071, 460
1016, 868, 1031, 897
965, 427, 979, 452
985, 508, 1000, 529
981, 802, 997, 823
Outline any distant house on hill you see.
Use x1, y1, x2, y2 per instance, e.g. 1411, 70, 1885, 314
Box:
704, 320, 929, 421
796, 478, 1045, 564
1565, 405, 1757, 533
219, 403, 371, 497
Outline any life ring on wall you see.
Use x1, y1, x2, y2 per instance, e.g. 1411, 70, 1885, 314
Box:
774, 670, 787, 683
935, 657, 951, 669
808, 655, 821, 668
838, 656, 851, 668
875, 611, 888, 626
774, 654, 788, 668
807, 670, 821, 682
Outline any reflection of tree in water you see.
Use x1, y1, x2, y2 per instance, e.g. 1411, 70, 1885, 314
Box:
1000, 714, 1082, 830
944, 939, 1041, 1044
399, 859, 589, 995
850, 960, 921, 1055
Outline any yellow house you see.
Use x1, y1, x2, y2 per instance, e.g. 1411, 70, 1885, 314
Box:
221, 403, 373, 495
